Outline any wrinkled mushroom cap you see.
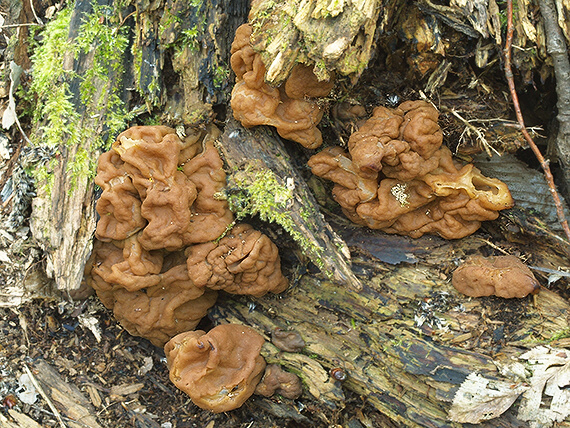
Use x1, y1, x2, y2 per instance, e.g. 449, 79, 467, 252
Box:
452, 255, 540, 298
95, 125, 233, 251
186, 224, 289, 297
308, 101, 514, 239
165, 324, 266, 413
271, 328, 305, 352
254, 364, 303, 399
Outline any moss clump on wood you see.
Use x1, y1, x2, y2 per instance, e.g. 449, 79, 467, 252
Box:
225, 165, 326, 272
28, 2, 132, 195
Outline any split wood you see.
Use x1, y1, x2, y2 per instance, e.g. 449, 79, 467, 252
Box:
504, 0, 570, 241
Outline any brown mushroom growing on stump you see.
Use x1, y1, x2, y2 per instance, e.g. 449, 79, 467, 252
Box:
308, 100, 514, 239
230, 23, 334, 149
164, 324, 267, 413
452, 255, 541, 298
87, 125, 290, 346
271, 328, 306, 352
185, 223, 289, 298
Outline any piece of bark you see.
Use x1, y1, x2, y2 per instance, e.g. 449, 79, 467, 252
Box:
0, 409, 43, 428
31, 359, 102, 428
248, 0, 394, 84
219, 117, 361, 289
538, 0, 570, 195
29, 0, 134, 293
209, 232, 570, 427
155, 0, 248, 122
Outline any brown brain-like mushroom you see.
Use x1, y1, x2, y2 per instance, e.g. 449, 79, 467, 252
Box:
86, 239, 218, 346
112, 286, 218, 347
186, 223, 289, 298
308, 101, 514, 239
254, 364, 303, 400
89, 124, 290, 347
452, 255, 540, 298
164, 324, 266, 413
271, 328, 305, 352
230, 23, 334, 149
95, 125, 233, 251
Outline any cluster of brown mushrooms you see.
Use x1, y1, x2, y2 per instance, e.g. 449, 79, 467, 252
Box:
84, 18, 533, 415
86, 125, 301, 412
230, 23, 334, 149
308, 100, 515, 240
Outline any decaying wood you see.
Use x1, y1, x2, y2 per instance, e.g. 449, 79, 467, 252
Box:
4, 0, 570, 426
539, 0, 570, 198
248, 0, 395, 83
30, 359, 102, 428
29, 0, 133, 293
219, 117, 361, 289
503, 0, 570, 241
0, 409, 43, 428
210, 229, 570, 427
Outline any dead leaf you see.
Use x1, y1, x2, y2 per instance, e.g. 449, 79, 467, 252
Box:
448, 372, 529, 424
517, 346, 570, 426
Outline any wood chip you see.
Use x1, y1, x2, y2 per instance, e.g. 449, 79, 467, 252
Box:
5, 409, 43, 428
86, 384, 102, 407
109, 383, 145, 396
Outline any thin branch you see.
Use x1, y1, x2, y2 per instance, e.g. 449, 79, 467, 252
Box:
29, 0, 43, 25
504, 0, 570, 241
0, 23, 41, 29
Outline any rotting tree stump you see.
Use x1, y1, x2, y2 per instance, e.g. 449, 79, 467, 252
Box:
5, 0, 570, 426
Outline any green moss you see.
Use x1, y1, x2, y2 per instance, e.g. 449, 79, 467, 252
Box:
227, 166, 325, 271
549, 328, 570, 342
212, 64, 230, 90
28, 1, 133, 194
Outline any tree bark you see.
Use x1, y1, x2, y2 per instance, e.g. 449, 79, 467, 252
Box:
219, 117, 361, 288
539, 0, 570, 195
29, 0, 135, 293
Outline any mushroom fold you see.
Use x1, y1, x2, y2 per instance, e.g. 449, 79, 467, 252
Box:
230, 23, 334, 149
452, 255, 540, 298
87, 125, 289, 346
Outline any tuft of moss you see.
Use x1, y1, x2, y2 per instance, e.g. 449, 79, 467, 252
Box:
226, 166, 326, 271
27, 2, 133, 195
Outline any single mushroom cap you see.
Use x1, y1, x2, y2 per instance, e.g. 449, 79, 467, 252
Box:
271, 328, 305, 352
164, 324, 267, 413
254, 364, 303, 399
452, 255, 540, 298
186, 223, 289, 297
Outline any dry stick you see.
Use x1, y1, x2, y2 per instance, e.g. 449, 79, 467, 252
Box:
504, 0, 570, 241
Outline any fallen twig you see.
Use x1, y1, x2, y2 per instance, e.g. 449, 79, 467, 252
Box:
504, 0, 570, 241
